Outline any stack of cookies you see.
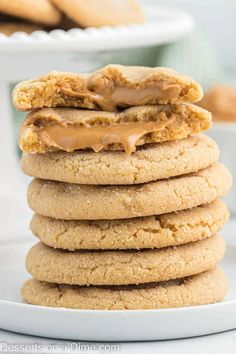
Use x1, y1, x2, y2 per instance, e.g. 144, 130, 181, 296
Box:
13, 65, 232, 310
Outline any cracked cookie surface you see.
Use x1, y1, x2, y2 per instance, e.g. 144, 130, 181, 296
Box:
30, 200, 228, 250
21, 135, 218, 185
21, 267, 227, 309
26, 236, 225, 286
27, 163, 232, 220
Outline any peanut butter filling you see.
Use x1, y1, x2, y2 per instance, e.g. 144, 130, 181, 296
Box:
61, 83, 181, 111
39, 119, 174, 154
110, 85, 181, 107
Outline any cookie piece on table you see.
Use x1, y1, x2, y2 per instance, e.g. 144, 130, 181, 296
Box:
12, 65, 203, 111
18, 104, 211, 154
51, 0, 145, 27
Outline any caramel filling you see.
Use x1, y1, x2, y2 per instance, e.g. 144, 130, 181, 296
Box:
39, 119, 174, 154
61, 84, 181, 111
110, 85, 181, 107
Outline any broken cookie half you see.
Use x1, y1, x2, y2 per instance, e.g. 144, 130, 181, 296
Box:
19, 104, 211, 154
13, 65, 203, 112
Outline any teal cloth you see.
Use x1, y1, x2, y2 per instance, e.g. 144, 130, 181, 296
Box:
107, 30, 224, 89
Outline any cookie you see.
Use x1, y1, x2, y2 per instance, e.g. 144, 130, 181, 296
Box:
0, 0, 62, 26
26, 236, 225, 286
21, 135, 218, 184
27, 163, 232, 220
19, 105, 211, 154
198, 85, 236, 122
0, 23, 41, 35
50, 0, 145, 27
12, 65, 203, 112
21, 267, 227, 310
30, 200, 228, 250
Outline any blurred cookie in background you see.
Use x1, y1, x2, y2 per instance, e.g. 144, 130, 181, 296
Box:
0, 0, 145, 35
0, 0, 62, 26
50, 0, 145, 27
0, 14, 43, 35
59, 15, 79, 31
199, 85, 236, 122
0, 22, 42, 35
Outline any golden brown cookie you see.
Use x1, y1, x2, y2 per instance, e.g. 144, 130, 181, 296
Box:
21, 135, 218, 184
0, 0, 62, 26
30, 200, 228, 250
198, 85, 236, 122
21, 267, 227, 310
18, 105, 212, 154
27, 163, 232, 220
50, 0, 145, 27
12, 65, 203, 112
0, 22, 41, 35
26, 236, 225, 285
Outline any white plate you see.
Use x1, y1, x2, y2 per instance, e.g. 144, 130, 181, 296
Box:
0, 219, 236, 342
0, 5, 194, 53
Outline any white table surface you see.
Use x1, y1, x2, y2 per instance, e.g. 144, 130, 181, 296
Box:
0, 328, 235, 354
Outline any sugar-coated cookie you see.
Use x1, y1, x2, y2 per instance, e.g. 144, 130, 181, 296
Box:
27, 163, 232, 220
26, 236, 225, 286
31, 200, 228, 250
0, 0, 62, 26
21, 267, 227, 310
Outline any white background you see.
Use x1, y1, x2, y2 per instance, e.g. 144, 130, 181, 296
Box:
143, 0, 236, 70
